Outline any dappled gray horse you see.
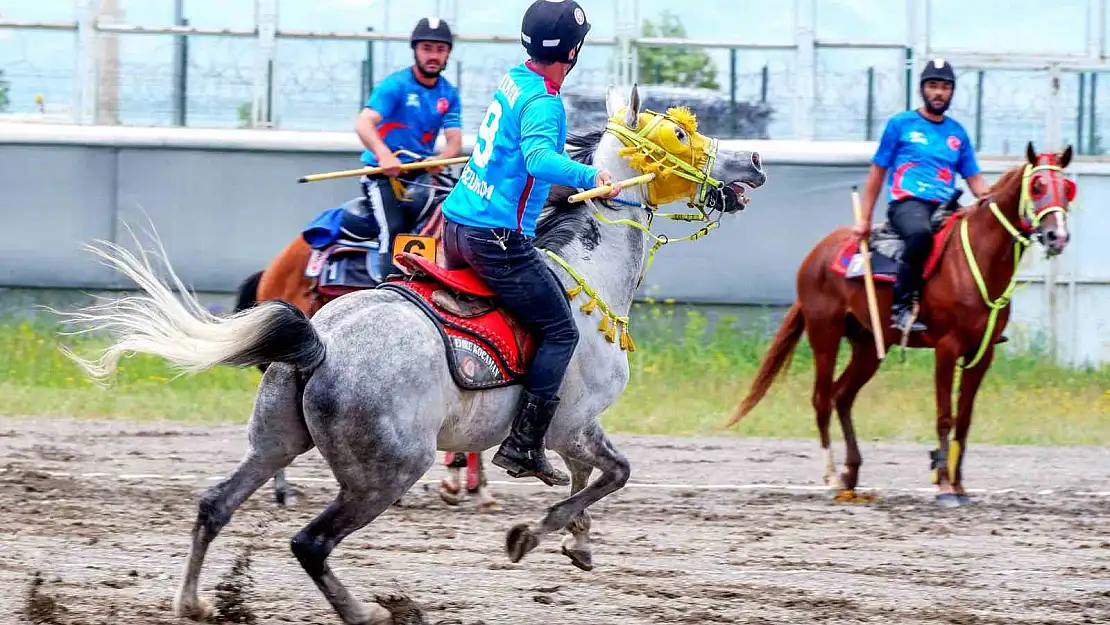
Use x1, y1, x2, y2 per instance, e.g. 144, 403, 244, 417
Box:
59, 84, 766, 625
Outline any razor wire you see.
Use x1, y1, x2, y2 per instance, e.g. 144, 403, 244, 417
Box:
1, 20, 1108, 156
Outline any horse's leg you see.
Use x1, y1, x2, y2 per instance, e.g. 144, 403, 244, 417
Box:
832, 334, 882, 495
468, 452, 500, 513
949, 347, 995, 506
256, 241, 319, 509
294, 398, 436, 624
273, 467, 289, 506
505, 422, 630, 565
292, 479, 431, 625
439, 452, 464, 506
806, 315, 846, 491
932, 335, 961, 505
556, 455, 595, 571
174, 365, 311, 620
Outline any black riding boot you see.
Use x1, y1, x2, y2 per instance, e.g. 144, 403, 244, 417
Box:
890, 300, 926, 333
891, 254, 928, 333
890, 274, 927, 333
492, 390, 570, 487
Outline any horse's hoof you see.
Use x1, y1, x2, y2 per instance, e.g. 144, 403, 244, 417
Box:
935, 493, 970, 507
374, 594, 427, 625
172, 595, 214, 621
476, 499, 501, 514
505, 523, 539, 563
561, 545, 594, 571
439, 480, 461, 506
829, 489, 879, 504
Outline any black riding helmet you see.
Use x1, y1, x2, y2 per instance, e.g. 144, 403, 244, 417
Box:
920, 58, 956, 89
919, 58, 956, 114
411, 16, 454, 50
521, 0, 591, 70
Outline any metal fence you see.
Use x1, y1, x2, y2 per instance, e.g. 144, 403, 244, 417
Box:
2, 0, 1110, 156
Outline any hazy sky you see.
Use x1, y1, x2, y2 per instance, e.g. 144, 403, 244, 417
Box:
1, 0, 1098, 52
1, 0, 1100, 78
0, 0, 1104, 151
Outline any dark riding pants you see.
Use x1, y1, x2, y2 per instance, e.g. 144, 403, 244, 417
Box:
442, 219, 580, 402
361, 173, 410, 278
887, 198, 941, 307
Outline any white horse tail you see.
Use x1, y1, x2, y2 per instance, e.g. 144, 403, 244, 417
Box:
57, 231, 325, 385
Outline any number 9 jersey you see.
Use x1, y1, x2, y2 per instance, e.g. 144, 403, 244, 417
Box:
440, 60, 600, 238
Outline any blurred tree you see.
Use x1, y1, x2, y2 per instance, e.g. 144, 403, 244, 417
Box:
637, 11, 719, 90
237, 101, 252, 128
0, 68, 11, 112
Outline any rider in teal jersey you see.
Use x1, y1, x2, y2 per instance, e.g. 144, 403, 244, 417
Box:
439, 0, 620, 487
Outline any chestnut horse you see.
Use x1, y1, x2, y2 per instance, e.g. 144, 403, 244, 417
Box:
726, 142, 1076, 506
234, 171, 500, 512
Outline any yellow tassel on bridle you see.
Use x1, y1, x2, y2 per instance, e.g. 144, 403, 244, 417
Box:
543, 250, 637, 352
532, 106, 728, 354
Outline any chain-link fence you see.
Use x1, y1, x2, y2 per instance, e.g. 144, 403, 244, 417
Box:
2, 0, 1108, 157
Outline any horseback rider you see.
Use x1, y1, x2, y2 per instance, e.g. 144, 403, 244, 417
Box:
855, 58, 992, 332
438, 0, 620, 487
354, 16, 463, 279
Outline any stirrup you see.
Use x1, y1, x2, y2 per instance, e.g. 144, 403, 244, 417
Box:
492, 446, 570, 487
894, 301, 924, 362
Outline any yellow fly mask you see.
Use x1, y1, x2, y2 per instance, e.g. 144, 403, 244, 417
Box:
605, 105, 725, 210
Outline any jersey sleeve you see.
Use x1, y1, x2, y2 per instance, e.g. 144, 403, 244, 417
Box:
519, 95, 600, 189
871, 116, 900, 169
366, 74, 401, 119
956, 128, 982, 178
443, 87, 462, 130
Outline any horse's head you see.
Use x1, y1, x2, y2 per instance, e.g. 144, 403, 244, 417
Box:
602, 84, 766, 214
1021, 141, 1076, 257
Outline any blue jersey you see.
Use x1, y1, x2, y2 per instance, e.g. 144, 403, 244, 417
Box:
360, 67, 462, 166
872, 110, 980, 204
440, 61, 599, 237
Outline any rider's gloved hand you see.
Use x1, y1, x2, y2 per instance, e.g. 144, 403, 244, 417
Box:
378, 152, 403, 177
595, 170, 622, 200
852, 220, 871, 241
423, 154, 445, 175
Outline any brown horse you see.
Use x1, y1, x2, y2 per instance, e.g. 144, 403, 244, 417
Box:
725, 142, 1076, 506
234, 173, 500, 512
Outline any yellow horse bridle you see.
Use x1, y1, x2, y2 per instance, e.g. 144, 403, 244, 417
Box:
539, 106, 737, 353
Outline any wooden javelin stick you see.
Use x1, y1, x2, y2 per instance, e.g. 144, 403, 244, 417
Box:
297, 155, 471, 183
851, 186, 887, 360
568, 173, 656, 203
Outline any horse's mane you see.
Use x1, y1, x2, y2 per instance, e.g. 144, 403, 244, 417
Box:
966, 163, 1024, 212
533, 128, 606, 254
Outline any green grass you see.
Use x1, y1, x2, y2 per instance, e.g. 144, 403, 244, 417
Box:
1, 319, 262, 425
2, 304, 1108, 446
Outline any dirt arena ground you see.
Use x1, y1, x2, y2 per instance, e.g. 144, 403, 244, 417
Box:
0, 416, 1107, 625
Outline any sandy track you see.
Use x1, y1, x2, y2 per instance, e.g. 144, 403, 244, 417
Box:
1, 416, 1107, 625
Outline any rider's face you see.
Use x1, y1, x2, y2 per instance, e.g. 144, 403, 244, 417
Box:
922, 79, 952, 111
414, 41, 450, 75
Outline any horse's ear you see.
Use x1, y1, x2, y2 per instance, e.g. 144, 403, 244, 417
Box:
604, 84, 625, 120
1026, 141, 1037, 165
625, 83, 641, 128
1059, 144, 1074, 168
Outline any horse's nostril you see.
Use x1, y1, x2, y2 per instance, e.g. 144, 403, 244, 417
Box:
1045, 230, 1058, 242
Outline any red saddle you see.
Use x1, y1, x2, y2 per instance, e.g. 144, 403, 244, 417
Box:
830, 212, 961, 283
378, 252, 537, 390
